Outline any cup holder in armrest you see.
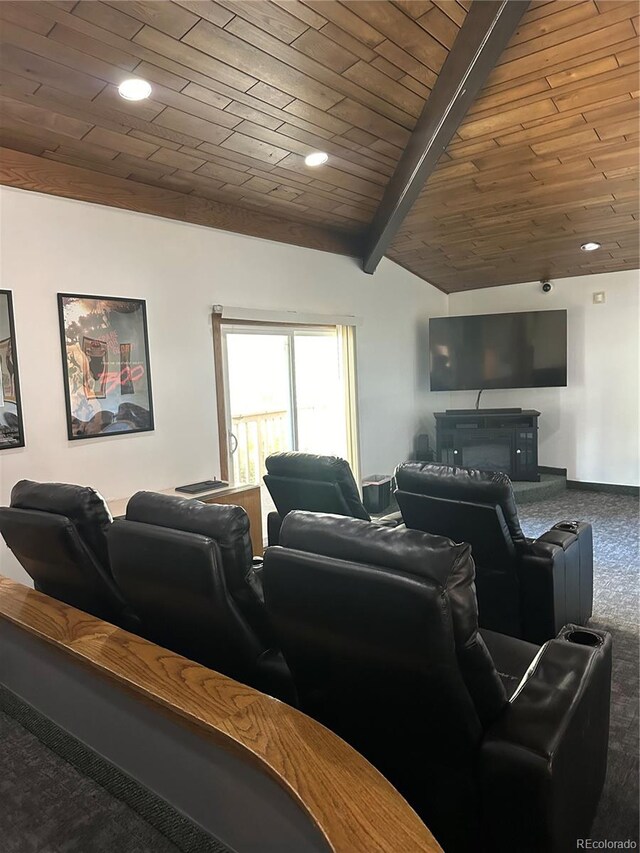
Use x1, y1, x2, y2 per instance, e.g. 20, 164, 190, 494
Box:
563, 629, 604, 647
554, 520, 580, 534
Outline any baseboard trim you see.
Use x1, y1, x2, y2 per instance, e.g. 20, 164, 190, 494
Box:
538, 465, 567, 476
566, 480, 639, 496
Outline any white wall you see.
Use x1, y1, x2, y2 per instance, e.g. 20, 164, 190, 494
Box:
446, 271, 640, 486
0, 186, 447, 582
1, 186, 636, 586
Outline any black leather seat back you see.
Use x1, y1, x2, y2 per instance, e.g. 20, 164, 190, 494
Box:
396, 492, 521, 637
0, 507, 126, 621
0, 480, 128, 624
108, 492, 264, 679
396, 491, 516, 568
10, 479, 113, 567
263, 474, 353, 517
395, 463, 525, 637
395, 462, 527, 547
119, 491, 253, 599
264, 452, 370, 520
264, 511, 506, 749
264, 512, 506, 848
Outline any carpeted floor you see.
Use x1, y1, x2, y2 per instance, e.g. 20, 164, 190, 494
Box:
518, 489, 640, 846
0, 707, 183, 853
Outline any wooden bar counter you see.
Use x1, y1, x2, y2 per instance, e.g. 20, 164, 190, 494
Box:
0, 577, 441, 853
108, 482, 264, 556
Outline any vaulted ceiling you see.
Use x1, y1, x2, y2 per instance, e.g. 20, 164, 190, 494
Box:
0, 0, 638, 292
389, 0, 640, 290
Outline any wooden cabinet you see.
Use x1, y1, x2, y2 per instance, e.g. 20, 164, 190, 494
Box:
108, 483, 264, 556
435, 410, 540, 482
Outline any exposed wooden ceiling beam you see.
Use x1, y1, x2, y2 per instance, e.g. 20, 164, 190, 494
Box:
363, 0, 530, 275
0, 147, 360, 257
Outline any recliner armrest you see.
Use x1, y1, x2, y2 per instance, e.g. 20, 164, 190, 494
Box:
479, 626, 612, 852
517, 544, 566, 643
520, 521, 594, 641
532, 526, 578, 555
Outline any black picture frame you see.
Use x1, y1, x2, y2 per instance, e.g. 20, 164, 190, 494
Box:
0, 290, 25, 450
57, 293, 155, 441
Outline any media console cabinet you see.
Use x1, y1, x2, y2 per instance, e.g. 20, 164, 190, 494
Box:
435, 409, 540, 482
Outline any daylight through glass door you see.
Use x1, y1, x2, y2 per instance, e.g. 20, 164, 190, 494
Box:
222, 324, 357, 530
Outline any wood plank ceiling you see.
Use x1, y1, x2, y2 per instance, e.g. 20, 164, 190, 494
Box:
388, 0, 640, 291
0, 0, 464, 235
0, 1, 637, 292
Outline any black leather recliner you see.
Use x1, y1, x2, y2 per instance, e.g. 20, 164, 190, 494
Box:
107, 491, 292, 700
263, 511, 611, 853
0, 480, 136, 629
394, 462, 593, 644
263, 451, 399, 545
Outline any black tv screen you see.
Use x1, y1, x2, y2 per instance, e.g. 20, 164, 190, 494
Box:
429, 310, 567, 391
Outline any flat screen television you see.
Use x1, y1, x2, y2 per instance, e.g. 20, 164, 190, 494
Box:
429, 310, 567, 391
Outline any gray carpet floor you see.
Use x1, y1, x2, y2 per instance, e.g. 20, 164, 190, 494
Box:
519, 489, 639, 846
0, 707, 183, 853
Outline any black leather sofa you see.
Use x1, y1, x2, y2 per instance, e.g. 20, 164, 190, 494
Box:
394, 462, 593, 644
262, 511, 611, 853
263, 451, 398, 545
107, 491, 292, 700
0, 480, 136, 629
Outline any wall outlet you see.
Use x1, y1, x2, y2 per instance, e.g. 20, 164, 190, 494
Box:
593, 291, 606, 304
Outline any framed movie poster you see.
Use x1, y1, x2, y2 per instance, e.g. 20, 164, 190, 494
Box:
0, 290, 25, 450
58, 294, 154, 440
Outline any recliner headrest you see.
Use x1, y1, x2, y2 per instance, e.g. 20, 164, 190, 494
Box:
10, 479, 112, 568
394, 462, 526, 546
125, 492, 253, 577
126, 491, 249, 540
265, 452, 369, 520
266, 452, 354, 482
278, 510, 470, 588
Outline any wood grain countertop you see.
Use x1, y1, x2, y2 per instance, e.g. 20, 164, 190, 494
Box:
106, 482, 259, 519
0, 576, 442, 853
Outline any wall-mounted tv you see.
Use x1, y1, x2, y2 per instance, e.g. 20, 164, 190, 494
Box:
429, 310, 567, 391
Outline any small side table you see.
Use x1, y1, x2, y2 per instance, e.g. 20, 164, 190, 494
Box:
362, 475, 392, 514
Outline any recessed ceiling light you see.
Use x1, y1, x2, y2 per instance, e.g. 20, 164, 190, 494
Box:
580, 241, 601, 252
304, 151, 328, 167
118, 78, 152, 101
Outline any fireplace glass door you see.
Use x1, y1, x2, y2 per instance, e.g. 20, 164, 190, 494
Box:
458, 430, 514, 474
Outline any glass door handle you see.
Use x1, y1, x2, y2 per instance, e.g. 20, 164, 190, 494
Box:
229, 432, 238, 454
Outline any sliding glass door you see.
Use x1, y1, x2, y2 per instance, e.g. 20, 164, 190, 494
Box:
292, 330, 349, 458
222, 324, 357, 530
224, 331, 295, 486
